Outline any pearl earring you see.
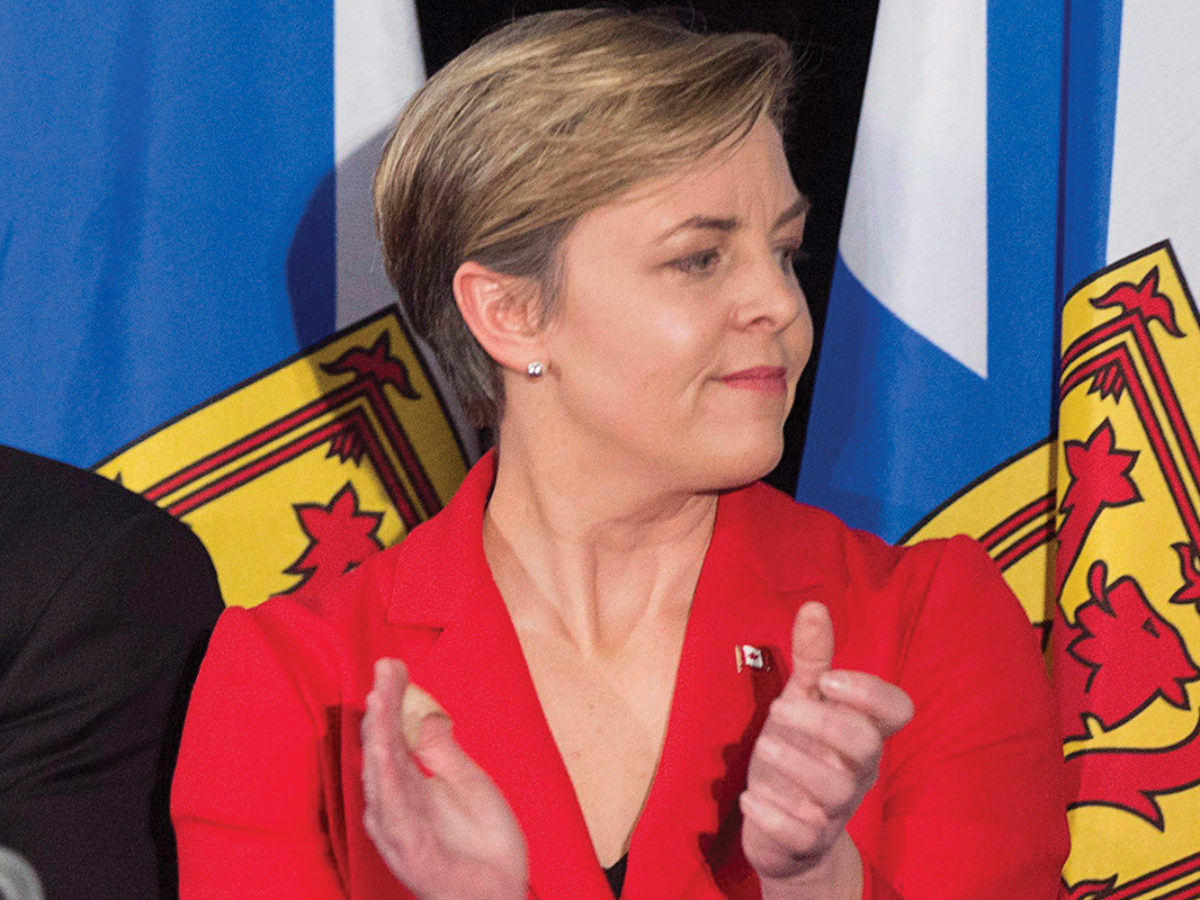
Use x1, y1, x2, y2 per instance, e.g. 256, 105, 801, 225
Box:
526, 361, 544, 378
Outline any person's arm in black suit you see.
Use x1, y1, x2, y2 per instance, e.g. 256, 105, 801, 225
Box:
0, 447, 224, 900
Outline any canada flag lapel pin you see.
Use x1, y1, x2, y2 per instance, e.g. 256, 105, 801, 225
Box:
734, 644, 771, 673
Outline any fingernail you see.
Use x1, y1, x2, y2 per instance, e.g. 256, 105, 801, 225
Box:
426, 711, 453, 730
415, 711, 453, 744
757, 735, 784, 761
740, 791, 764, 817
819, 671, 847, 695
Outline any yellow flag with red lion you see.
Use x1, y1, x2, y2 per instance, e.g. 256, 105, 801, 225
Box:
96, 307, 470, 610
910, 242, 1200, 895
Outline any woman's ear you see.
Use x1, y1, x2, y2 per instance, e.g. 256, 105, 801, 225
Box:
452, 261, 545, 373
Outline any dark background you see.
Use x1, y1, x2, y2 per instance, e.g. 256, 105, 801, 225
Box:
414, 1, 881, 493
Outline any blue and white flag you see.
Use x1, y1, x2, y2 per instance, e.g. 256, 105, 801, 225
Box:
0, 1, 427, 467
800, 2, 1200, 893
798, 0, 1065, 542
800, 0, 1200, 544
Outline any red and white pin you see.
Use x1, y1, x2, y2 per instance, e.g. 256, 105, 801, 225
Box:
734, 644, 771, 672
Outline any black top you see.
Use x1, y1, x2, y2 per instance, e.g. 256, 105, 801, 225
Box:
603, 854, 628, 898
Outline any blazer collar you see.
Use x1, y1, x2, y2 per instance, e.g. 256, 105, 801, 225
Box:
383, 450, 498, 629
380, 452, 835, 898
622, 480, 832, 897
384, 452, 832, 626
383, 451, 611, 896
709, 480, 835, 594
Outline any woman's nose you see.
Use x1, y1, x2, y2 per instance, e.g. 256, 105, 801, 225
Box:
734, 255, 806, 332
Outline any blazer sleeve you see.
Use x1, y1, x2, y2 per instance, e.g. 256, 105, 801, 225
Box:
172, 606, 348, 900
0, 508, 223, 900
865, 536, 1069, 899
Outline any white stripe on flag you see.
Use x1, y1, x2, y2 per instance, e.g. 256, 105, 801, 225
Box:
838, 0, 989, 378
334, 0, 426, 328
1106, 3, 1200, 272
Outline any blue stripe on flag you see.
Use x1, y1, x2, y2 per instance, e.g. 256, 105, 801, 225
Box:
799, 0, 1070, 541
1059, 0, 1123, 300
985, 0, 1065, 436
0, 2, 335, 466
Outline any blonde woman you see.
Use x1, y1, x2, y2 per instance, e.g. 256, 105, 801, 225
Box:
172, 10, 1068, 899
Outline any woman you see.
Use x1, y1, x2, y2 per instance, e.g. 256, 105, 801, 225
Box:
172, 9, 1068, 899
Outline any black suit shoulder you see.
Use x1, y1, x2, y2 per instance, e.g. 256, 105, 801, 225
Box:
0, 445, 224, 900
0, 445, 222, 650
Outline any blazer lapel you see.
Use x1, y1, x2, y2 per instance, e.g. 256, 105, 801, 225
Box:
622, 486, 828, 899
384, 453, 612, 900
409, 590, 614, 898
382, 459, 836, 900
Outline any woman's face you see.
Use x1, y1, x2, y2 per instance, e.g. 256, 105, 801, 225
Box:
538, 120, 813, 492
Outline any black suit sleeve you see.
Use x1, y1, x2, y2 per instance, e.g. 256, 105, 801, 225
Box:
0, 505, 223, 900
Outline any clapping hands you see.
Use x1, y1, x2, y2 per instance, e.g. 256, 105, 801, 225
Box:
741, 602, 914, 898
361, 603, 912, 900
361, 659, 528, 900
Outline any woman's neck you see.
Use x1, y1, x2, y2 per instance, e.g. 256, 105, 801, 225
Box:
482, 437, 717, 655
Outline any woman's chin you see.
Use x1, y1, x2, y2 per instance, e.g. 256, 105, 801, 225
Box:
688, 433, 784, 492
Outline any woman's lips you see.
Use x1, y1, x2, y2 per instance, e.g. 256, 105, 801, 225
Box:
719, 366, 788, 394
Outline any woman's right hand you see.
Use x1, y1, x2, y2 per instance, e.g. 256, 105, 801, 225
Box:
361, 658, 529, 900
741, 602, 914, 899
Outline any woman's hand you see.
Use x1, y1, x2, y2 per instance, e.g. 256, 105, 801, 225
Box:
741, 602, 914, 898
361, 658, 529, 900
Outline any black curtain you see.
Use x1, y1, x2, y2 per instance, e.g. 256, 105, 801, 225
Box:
414, 1, 879, 494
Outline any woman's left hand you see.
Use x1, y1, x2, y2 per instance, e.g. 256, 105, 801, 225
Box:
740, 601, 914, 898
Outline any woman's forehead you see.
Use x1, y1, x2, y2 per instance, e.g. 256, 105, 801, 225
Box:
574, 123, 805, 242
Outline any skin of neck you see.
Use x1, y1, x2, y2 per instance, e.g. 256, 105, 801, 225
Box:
482, 401, 719, 656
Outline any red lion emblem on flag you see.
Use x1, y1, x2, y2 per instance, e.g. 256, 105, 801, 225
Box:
95, 307, 470, 610
1052, 244, 1200, 898
904, 242, 1200, 897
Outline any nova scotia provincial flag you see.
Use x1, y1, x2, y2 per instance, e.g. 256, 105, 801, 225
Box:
0, 4, 473, 607
799, 1, 1200, 894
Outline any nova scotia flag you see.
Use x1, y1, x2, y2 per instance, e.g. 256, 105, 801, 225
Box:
799, 2, 1200, 892
801, 0, 1200, 544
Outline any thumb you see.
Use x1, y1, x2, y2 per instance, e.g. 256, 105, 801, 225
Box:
789, 601, 834, 697
365, 658, 411, 754
412, 713, 479, 785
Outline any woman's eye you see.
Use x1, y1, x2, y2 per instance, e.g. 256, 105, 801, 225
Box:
778, 244, 810, 272
673, 249, 721, 275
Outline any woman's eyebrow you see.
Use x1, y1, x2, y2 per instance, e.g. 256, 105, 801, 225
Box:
772, 195, 811, 231
654, 214, 741, 244
654, 195, 812, 244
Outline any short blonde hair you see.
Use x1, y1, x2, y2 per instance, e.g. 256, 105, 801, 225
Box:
375, 8, 795, 426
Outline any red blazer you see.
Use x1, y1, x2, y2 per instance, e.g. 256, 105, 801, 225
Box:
173, 453, 1068, 899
